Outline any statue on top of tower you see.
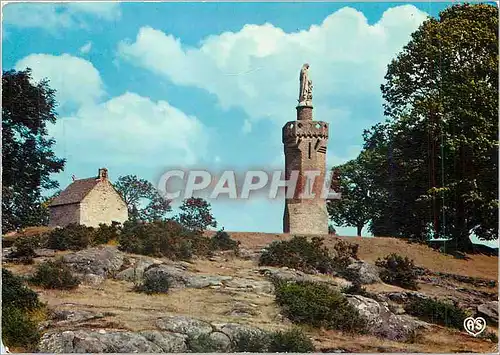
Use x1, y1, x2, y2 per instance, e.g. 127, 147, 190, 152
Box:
298, 63, 313, 106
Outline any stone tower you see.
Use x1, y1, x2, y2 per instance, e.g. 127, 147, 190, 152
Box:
282, 64, 329, 234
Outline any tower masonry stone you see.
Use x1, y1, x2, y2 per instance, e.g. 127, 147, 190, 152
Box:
282, 65, 329, 234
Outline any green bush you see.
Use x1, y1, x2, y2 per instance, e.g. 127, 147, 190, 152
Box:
404, 297, 468, 329
332, 239, 359, 268
268, 328, 315, 352
273, 279, 366, 332
232, 328, 315, 353
134, 270, 171, 294
341, 281, 372, 298
186, 333, 221, 352
10, 235, 45, 264
47, 223, 94, 251
2, 306, 41, 351
92, 222, 120, 245
480, 331, 499, 343
118, 220, 212, 259
375, 253, 418, 290
210, 229, 240, 252
2, 269, 43, 351
232, 331, 271, 352
3, 269, 41, 311
259, 236, 336, 274
30, 259, 80, 290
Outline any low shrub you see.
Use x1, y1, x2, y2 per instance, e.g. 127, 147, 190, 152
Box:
375, 253, 419, 290
2, 269, 43, 351
30, 259, 80, 290
118, 220, 212, 260
273, 279, 366, 332
404, 297, 468, 329
10, 234, 48, 264
341, 281, 373, 298
2, 306, 41, 351
332, 239, 359, 268
92, 222, 121, 245
259, 236, 336, 274
232, 328, 315, 352
186, 333, 221, 352
268, 328, 315, 352
480, 331, 499, 343
232, 331, 271, 352
134, 270, 171, 294
3, 269, 41, 311
47, 223, 94, 251
210, 229, 240, 252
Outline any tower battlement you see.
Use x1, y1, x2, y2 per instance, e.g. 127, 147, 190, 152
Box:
282, 120, 329, 143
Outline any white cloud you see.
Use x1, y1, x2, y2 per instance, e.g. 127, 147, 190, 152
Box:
15, 53, 207, 172
50, 92, 207, 167
15, 54, 105, 109
79, 41, 93, 54
2, 2, 121, 31
66, 3, 121, 21
118, 5, 428, 127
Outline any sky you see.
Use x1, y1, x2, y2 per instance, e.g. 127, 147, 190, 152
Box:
2, 1, 497, 246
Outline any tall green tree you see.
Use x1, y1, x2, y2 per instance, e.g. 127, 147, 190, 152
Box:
2, 69, 65, 232
327, 151, 376, 236
114, 175, 172, 222
366, 3, 498, 250
177, 197, 217, 233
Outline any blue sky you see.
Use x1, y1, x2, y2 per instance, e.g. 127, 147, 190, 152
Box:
2, 1, 496, 246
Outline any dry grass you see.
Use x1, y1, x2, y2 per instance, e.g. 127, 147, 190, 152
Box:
215, 231, 498, 280
2, 226, 54, 247
3, 226, 53, 238
34, 277, 282, 333
309, 325, 497, 353
23, 256, 497, 354
3, 230, 498, 353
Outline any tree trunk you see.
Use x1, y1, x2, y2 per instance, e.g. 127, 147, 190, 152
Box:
357, 225, 363, 236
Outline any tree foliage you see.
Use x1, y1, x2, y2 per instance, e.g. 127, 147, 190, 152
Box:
327, 151, 377, 236
114, 175, 171, 222
363, 3, 498, 249
177, 197, 217, 233
2, 69, 65, 232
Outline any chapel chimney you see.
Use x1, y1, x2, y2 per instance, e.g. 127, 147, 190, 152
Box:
98, 168, 108, 181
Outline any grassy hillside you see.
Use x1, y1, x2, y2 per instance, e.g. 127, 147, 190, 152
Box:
3, 228, 498, 353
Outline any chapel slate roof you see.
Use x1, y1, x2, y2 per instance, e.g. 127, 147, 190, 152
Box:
49, 177, 100, 207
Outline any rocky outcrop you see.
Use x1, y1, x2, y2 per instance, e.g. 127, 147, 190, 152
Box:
62, 246, 124, 281
477, 301, 499, 323
257, 266, 350, 289
384, 291, 430, 303
223, 277, 274, 294
156, 316, 213, 336
343, 261, 381, 284
140, 330, 188, 352
346, 295, 429, 341
39, 315, 272, 353
258, 266, 315, 283
39, 329, 165, 353
115, 258, 158, 282
116, 262, 275, 294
